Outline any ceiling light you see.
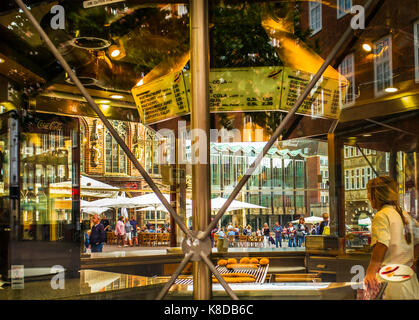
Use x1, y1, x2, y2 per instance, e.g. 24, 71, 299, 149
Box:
384, 87, 398, 93
111, 94, 124, 99
110, 48, 121, 58
0, 58, 4, 64
362, 43, 372, 52
363, 134, 372, 137
97, 100, 111, 104
100, 104, 110, 111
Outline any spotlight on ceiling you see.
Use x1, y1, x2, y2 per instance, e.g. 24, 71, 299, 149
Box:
108, 41, 126, 60
362, 43, 372, 52
111, 94, 124, 100
384, 87, 398, 93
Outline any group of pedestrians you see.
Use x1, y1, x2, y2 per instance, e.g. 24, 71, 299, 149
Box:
115, 216, 139, 247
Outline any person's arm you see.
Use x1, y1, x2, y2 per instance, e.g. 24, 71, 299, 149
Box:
364, 242, 387, 289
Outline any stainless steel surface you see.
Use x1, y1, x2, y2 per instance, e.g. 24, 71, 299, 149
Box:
14, 0, 193, 242
190, 0, 212, 300
200, 0, 377, 241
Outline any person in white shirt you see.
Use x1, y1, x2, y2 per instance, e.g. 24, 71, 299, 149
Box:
364, 176, 419, 299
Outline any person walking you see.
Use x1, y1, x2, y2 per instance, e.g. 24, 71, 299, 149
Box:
364, 176, 419, 299
263, 223, 271, 247
115, 216, 126, 248
124, 217, 133, 247
89, 214, 105, 253
296, 217, 306, 247
319, 213, 330, 235
273, 222, 283, 248
130, 216, 138, 246
100, 214, 110, 245
287, 222, 296, 247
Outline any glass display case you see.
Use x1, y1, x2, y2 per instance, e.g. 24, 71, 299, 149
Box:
0, 110, 80, 280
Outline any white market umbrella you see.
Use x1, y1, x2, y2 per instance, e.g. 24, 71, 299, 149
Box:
210, 197, 266, 211
291, 216, 324, 224
81, 200, 110, 215
50, 175, 119, 198
81, 196, 134, 209
128, 193, 192, 228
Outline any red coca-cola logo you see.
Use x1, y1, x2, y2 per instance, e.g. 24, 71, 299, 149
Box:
36, 120, 63, 131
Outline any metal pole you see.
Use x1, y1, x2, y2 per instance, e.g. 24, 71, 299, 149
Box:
190, 0, 211, 300
14, 0, 193, 240
200, 0, 377, 240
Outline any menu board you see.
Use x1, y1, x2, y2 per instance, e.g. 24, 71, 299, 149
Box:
280, 67, 347, 119
131, 70, 190, 124
133, 66, 346, 124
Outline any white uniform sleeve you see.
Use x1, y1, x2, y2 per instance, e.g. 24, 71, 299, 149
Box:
371, 212, 390, 248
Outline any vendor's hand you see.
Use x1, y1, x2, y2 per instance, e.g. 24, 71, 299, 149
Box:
364, 270, 378, 290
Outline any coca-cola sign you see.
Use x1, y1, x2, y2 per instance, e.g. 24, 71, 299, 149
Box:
36, 120, 63, 131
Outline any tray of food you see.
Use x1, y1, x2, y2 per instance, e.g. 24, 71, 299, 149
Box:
378, 264, 414, 283
174, 257, 269, 285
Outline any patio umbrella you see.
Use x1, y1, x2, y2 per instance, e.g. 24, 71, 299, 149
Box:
128, 193, 192, 228
291, 216, 324, 224
210, 197, 266, 211
81, 196, 134, 209
80, 200, 110, 215
50, 175, 119, 198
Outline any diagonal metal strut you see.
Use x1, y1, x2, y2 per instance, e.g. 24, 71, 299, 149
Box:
15, 0, 193, 240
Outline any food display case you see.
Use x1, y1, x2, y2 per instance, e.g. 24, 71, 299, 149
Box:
0, 110, 80, 280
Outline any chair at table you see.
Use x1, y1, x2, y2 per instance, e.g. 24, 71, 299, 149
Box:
228, 235, 236, 247
238, 235, 248, 248
142, 233, 150, 247
107, 232, 115, 245
162, 233, 170, 246
257, 236, 264, 248
150, 233, 158, 247
138, 233, 145, 246
157, 233, 164, 246
213, 234, 219, 247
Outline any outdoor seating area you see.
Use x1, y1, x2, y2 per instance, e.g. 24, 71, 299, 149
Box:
214, 235, 267, 248
106, 231, 170, 247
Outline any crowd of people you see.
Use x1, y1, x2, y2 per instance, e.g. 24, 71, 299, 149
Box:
211, 213, 330, 248
84, 214, 171, 252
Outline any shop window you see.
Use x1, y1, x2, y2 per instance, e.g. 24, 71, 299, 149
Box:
222, 155, 234, 187
374, 36, 393, 95
284, 159, 294, 188
309, 0, 322, 35
261, 157, 271, 188
295, 160, 305, 189
339, 54, 355, 106
337, 0, 352, 18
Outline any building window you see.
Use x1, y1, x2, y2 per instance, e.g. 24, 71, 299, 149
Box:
309, 0, 322, 35
222, 155, 234, 187
211, 154, 220, 186
339, 54, 355, 106
414, 21, 419, 82
345, 170, 349, 190
337, 0, 352, 18
351, 169, 355, 190
105, 131, 126, 174
374, 36, 393, 95
272, 158, 282, 188
361, 168, 366, 189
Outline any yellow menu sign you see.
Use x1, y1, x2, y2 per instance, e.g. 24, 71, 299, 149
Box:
132, 70, 190, 124
133, 66, 347, 124
186, 67, 284, 112
280, 67, 348, 119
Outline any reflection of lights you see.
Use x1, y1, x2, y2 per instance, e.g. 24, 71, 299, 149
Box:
0, 58, 4, 63
363, 134, 372, 137
110, 48, 121, 58
100, 104, 110, 111
136, 78, 144, 87
111, 95, 124, 99
97, 100, 111, 104
362, 43, 372, 52
385, 87, 398, 93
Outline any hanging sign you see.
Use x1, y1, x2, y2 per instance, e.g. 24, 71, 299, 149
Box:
83, 0, 125, 9
131, 70, 190, 124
